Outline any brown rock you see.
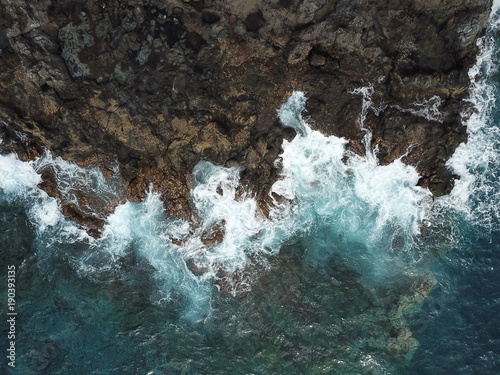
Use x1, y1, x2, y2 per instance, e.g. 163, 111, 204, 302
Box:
0, 0, 493, 229
309, 51, 326, 67
200, 220, 226, 246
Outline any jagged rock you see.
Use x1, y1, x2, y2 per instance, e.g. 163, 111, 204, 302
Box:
200, 219, 226, 246
0, 0, 493, 227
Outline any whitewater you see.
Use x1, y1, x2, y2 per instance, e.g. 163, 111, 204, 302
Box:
1, 5, 500, 375
0, 87, 434, 315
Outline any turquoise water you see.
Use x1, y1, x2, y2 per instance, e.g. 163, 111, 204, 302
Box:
2, 8, 500, 375
408, 9, 500, 373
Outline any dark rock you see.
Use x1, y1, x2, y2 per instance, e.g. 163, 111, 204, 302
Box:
331, 0, 361, 27
308, 50, 326, 66
0, 0, 494, 229
0, 33, 10, 52
200, 220, 226, 246
278, 0, 294, 9
202, 11, 220, 25
243, 10, 266, 33
185, 31, 205, 52
186, 258, 208, 276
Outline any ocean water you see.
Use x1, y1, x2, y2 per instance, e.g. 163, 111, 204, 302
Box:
1, 7, 500, 375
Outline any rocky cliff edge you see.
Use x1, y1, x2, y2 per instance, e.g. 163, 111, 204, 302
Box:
0, 0, 493, 233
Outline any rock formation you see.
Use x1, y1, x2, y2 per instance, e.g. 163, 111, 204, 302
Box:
0, 0, 493, 232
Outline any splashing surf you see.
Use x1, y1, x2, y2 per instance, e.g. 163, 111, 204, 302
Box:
1, 87, 438, 321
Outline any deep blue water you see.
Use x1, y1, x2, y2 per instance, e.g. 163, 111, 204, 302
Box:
409, 230, 500, 374
1, 7, 500, 375
407, 13, 500, 372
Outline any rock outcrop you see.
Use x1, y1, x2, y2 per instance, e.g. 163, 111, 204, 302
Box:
0, 0, 493, 232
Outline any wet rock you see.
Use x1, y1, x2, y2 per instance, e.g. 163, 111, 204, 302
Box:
34, 156, 125, 238
200, 220, 226, 246
186, 258, 208, 276
0, 0, 494, 226
375, 275, 436, 360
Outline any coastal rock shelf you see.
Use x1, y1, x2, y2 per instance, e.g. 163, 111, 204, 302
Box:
0, 0, 493, 232
1, 3, 500, 374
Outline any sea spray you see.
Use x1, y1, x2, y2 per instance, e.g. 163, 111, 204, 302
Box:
191, 161, 265, 265
439, 7, 500, 228
33, 151, 123, 219
0, 90, 436, 318
100, 192, 213, 320
0, 152, 87, 242
350, 85, 377, 153
272, 92, 433, 277
0, 153, 42, 197
407, 6, 500, 372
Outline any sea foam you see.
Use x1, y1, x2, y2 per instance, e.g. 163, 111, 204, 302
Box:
440, 8, 500, 229
0, 89, 437, 318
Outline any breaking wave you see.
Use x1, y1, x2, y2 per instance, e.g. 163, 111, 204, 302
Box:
0, 87, 437, 321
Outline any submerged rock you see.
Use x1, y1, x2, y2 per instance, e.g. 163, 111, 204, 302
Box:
207, 245, 437, 373
0, 0, 493, 227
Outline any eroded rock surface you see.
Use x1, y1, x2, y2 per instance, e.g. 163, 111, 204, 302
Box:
0, 0, 493, 230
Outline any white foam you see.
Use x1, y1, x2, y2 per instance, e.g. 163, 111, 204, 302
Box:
393, 96, 444, 122
440, 8, 500, 228
350, 85, 377, 152
277, 91, 312, 136
99, 191, 212, 320
33, 151, 122, 218
270, 93, 433, 275
0, 152, 92, 243
29, 198, 61, 232
493, 0, 500, 14
191, 161, 266, 263
0, 153, 42, 194
0, 89, 438, 315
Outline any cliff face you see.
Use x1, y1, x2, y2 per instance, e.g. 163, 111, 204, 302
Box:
0, 0, 493, 230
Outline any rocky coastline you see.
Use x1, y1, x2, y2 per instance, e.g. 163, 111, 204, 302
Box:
0, 0, 494, 234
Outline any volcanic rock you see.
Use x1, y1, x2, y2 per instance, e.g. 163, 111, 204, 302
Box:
0, 0, 493, 229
